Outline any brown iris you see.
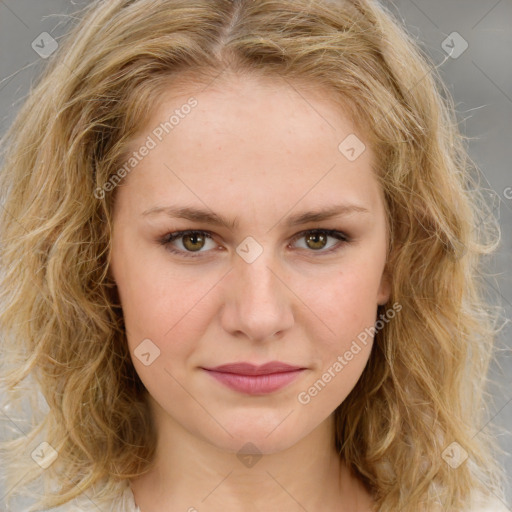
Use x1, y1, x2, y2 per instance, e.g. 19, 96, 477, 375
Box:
182, 232, 206, 252
304, 232, 328, 250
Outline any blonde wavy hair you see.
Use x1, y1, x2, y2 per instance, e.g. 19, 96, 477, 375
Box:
0, 0, 508, 510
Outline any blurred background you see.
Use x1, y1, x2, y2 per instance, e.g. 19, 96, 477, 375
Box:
0, 0, 511, 509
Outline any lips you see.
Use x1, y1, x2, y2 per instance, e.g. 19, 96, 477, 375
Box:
205, 361, 304, 375
201, 361, 306, 395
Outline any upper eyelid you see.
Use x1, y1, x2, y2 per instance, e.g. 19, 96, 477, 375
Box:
291, 228, 349, 240
163, 228, 348, 240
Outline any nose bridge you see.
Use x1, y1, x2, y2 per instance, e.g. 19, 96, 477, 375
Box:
221, 244, 294, 342
240, 253, 279, 305
235, 234, 280, 296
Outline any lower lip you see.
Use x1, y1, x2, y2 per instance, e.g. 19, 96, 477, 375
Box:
203, 369, 305, 395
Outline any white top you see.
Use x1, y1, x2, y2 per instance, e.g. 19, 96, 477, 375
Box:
47, 480, 140, 511
51, 479, 509, 511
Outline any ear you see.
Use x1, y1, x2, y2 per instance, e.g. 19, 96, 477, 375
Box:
107, 264, 116, 284
377, 265, 391, 306
106, 252, 115, 282
106, 244, 118, 287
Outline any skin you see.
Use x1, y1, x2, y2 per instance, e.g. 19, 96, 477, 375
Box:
109, 72, 390, 512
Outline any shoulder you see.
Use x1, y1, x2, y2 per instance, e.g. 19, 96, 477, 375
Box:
467, 490, 509, 512
46, 480, 140, 512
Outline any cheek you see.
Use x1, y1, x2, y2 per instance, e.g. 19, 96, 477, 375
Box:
116, 268, 222, 428
114, 239, 190, 328
118, 271, 204, 396
111, 251, 167, 339
299, 263, 381, 342
296, 268, 378, 407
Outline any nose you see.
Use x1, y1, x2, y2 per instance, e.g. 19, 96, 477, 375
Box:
219, 251, 295, 343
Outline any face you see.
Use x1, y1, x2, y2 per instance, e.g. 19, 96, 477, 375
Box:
109, 73, 390, 455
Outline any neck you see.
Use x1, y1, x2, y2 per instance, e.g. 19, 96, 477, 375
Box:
129, 398, 373, 512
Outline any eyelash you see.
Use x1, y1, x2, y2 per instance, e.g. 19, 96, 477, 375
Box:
158, 229, 350, 258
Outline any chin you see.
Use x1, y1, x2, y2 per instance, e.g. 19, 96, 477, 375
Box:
197, 416, 306, 456
211, 433, 300, 457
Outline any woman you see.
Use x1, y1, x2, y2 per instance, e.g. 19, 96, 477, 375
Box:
0, 0, 508, 510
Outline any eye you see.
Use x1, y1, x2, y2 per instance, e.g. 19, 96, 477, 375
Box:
159, 229, 350, 258
159, 230, 218, 257
289, 229, 349, 254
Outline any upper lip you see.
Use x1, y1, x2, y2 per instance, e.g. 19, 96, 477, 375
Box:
203, 361, 305, 375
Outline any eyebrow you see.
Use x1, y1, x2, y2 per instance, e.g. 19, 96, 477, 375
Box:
141, 204, 370, 230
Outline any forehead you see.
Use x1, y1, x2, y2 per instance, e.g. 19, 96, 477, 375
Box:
114, 73, 382, 222
127, 71, 368, 160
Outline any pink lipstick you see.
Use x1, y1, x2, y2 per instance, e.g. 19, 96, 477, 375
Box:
201, 361, 305, 395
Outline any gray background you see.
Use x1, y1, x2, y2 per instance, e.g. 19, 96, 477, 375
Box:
0, 0, 510, 509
